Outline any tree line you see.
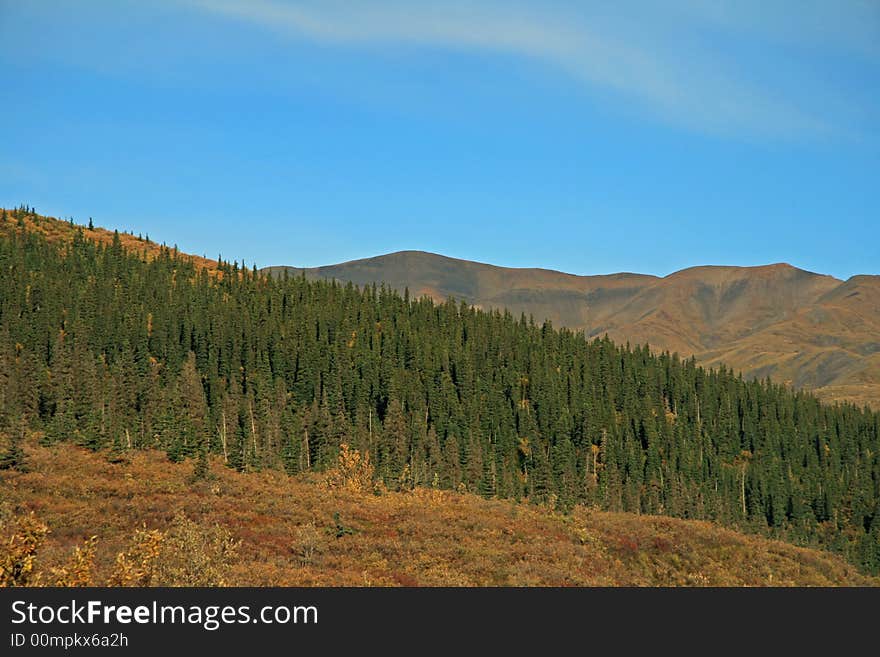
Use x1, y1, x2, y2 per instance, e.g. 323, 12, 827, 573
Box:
1, 210, 878, 572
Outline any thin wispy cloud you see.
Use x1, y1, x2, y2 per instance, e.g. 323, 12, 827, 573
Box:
179, 0, 878, 139
672, 0, 880, 57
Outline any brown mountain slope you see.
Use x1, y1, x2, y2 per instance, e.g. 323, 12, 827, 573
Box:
265, 253, 880, 408
2, 439, 875, 586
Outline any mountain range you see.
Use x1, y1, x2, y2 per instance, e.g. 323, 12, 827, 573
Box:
264, 252, 880, 409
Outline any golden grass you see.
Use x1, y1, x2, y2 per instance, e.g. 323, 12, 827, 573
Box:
1, 439, 875, 587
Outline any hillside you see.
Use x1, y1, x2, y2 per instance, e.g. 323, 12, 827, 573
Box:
0, 206, 222, 275
265, 252, 880, 408
5, 208, 877, 409
2, 215, 879, 575
1, 439, 875, 586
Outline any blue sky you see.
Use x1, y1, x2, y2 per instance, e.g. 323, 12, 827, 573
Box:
1, 1, 878, 279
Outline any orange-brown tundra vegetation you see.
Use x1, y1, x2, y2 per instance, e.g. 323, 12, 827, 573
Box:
0, 207, 221, 276
1, 438, 876, 587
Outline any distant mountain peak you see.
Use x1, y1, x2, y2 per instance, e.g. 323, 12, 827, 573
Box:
263, 250, 878, 409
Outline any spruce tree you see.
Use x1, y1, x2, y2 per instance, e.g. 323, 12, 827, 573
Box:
190, 443, 211, 482
0, 419, 27, 472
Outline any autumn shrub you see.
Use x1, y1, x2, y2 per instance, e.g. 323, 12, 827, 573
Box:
50, 536, 98, 586
293, 522, 324, 565
1, 508, 240, 587
107, 526, 165, 587
150, 512, 240, 586
0, 512, 49, 587
618, 535, 641, 558
410, 486, 446, 508
325, 443, 374, 493
651, 536, 673, 554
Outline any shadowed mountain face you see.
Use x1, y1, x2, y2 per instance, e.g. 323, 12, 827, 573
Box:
264, 252, 880, 408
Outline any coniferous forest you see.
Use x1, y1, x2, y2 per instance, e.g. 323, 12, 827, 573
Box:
1, 210, 879, 573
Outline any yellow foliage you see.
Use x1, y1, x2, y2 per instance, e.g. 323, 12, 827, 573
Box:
325, 443, 375, 493
293, 522, 325, 565
0, 512, 49, 587
397, 463, 413, 491
1, 507, 238, 588
410, 486, 446, 508
50, 536, 98, 586
107, 526, 164, 587
150, 512, 239, 586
